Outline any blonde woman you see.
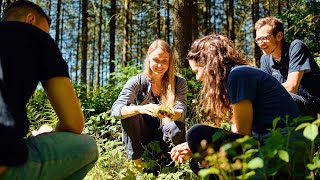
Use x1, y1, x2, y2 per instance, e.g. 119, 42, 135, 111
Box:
111, 39, 187, 165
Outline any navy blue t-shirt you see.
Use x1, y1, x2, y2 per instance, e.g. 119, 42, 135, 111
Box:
260, 40, 320, 102
227, 65, 300, 137
0, 22, 69, 166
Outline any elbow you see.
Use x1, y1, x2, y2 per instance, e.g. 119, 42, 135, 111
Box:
283, 82, 299, 94
286, 86, 298, 94
73, 121, 85, 134
56, 116, 85, 134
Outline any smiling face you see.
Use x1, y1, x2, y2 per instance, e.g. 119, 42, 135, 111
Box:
255, 24, 282, 56
148, 48, 170, 76
189, 60, 205, 81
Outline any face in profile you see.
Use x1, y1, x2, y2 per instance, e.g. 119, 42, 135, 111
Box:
189, 60, 205, 81
148, 48, 170, 76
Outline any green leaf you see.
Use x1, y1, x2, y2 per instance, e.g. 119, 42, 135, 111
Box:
198, 167, 219, 178
303, 124, 318, 141
312, 119, 320, 125
272, 117, 281, 129
307, 163, 317, 170
236, 170, 256, 179
278, 150, 289, 162
295, 122, 311, 131
247, 157, 264, 169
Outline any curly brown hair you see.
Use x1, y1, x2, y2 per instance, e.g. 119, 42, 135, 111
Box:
187, 34, 249, 125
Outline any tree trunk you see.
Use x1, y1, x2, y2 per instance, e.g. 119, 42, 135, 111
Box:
109, 0, 116, 75
227, 0, 235, 41
192, 0, 198, 41
286, 0, 291, 29
173, 0, 192, 70
96, 0, 103, 87
59, 5, 64, 49
252, 0, 260, 66
166, 0, 170, 44
81, 0, 88, 84
204, 0, 210, 35
55, 0, 61, 44
47, 0, 51, 18
213, 0, 216, 33
75, 0, 82, 83
122, 0, 129, 66
277, 0, 281, 14
157, 0, 161, 38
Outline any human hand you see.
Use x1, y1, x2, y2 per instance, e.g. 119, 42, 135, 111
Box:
138, 104, 159, 116
153, 105, 174, 119
170, 142, 192, 163
32, 124, 53, 136
0, 166, 8, 174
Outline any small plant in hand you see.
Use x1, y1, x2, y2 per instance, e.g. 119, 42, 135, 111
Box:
153, 105, 174, 119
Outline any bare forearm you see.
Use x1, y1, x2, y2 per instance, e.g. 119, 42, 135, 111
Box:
282, 82, 298, 93
120, 105, 141, 118
171, 111, 182, 120
55, 120, 84, 134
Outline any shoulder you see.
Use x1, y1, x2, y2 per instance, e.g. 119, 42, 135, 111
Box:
175, 75, 187, 82
175, 75, 188, 86
0, 22, 53, 43
228, 65, 265, 83
230, 65, 259, 75
288, 39, 308, 51
126, 73, 150, 86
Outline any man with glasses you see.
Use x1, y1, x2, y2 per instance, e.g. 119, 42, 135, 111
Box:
255, 16, 320, 117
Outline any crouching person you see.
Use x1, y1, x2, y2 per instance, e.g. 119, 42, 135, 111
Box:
111, 39, 187, 166
0, 1, 98, 179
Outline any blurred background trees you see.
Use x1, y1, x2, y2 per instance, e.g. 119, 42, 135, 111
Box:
1, 0, 318, 87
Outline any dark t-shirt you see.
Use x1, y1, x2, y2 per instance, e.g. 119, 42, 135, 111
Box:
260, 40, 320, 102
227, 65, 300, 137
0, 22, 69, 166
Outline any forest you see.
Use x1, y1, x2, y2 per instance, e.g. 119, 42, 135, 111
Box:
1, 0, 320, 179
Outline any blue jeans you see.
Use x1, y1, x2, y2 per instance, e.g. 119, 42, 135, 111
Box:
0, 132, 98, 180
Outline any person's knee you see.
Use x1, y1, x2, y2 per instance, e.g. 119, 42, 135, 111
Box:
80, 134, 99, 163
186, 124, 207, 141
162, 121, 186, 145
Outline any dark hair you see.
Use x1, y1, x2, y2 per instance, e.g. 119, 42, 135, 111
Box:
254, 16, 284, 36
2, 0, 51, 26
187, 34, 249, 125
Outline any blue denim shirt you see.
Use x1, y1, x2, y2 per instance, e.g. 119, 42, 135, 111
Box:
111, 73, 188, 121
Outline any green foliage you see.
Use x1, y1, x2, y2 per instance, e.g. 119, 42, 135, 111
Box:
27, 88, 58, 135
179, 67, 203, 127
280, 0, 320, 55
76, 64, 142, 118
315, 56, 320, 67
84, 111, 121, 140
197, 115, 320, 179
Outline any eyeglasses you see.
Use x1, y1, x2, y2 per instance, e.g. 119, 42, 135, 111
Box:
255, 34, 274, 44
